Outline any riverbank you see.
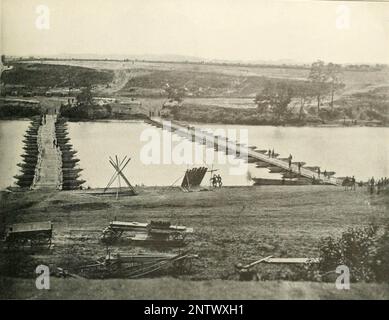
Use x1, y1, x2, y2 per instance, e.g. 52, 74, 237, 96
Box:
162, 104, 388, 127
165, 118, 389, 128
1, 186, 387, 282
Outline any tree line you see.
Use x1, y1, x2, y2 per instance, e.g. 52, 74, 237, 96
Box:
254, 60, 345, 121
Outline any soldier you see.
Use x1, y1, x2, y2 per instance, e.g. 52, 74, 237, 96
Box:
211, 174, 217, 188
217, 174, 223, 188
369, 177, 375, 194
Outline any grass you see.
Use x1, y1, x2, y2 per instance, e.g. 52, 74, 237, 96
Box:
1, 277, 388, 299
119, 69, 307, 98
2, 63, 114, 88
0, 186, 387, 282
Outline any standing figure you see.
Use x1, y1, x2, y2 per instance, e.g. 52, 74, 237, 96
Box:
217, 174, 223, 188
211, 174, 217, 188
369, 177, 375, 194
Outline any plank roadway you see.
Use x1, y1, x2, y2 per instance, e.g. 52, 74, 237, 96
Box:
149, 117, 340, 185
32, 114, 62, 190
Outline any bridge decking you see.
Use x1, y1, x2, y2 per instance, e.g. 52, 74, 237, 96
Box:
32, 114, 62, 190
147, 118, 339, 186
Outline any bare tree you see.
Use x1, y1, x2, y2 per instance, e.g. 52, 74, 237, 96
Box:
76, 84, 93, 106
293, 82, 314, 121
308, 60, 329, 113
326, 63, 344, 110
255, 81, 294, 120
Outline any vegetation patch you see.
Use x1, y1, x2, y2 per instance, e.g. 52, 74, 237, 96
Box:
0, 100, 41, 119
59, 202, 111, 211
1, 63, 114, 88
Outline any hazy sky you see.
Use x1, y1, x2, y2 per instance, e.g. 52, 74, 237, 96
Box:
2, 0, 389, 63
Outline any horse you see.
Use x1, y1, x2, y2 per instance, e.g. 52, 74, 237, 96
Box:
342, 177, 356, 191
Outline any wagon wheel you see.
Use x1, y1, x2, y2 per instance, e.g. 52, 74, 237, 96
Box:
17, 238, 28, 249
101, 228, 121, 244
6, 240, 18, 251
171, 232, 185, 245
30, 233, 50, 248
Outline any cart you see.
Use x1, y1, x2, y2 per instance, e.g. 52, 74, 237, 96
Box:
4, 221, 53, 249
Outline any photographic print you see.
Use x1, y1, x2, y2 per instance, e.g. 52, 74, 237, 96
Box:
0, 0, 388, 302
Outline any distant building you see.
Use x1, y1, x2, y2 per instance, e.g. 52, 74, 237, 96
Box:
109, 100, 142, 115
0, 97, 41, 107
46, 88, 81, 97
92, 97, 117, 106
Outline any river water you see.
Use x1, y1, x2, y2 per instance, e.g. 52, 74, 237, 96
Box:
0, 120, 30, 189
1, 120, 387, 189
66, 121, 388, 188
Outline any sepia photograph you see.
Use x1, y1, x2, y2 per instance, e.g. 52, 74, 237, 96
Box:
0, 0, 388, 303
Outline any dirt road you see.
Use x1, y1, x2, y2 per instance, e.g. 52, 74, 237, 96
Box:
95, 69, 132, 95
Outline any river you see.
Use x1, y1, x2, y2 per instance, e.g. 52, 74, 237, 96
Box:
67, 121, 388, 188
1, 120, 387, 189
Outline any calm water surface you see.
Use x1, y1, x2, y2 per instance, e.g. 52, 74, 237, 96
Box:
1, 120, 387, 189
0, 120, 30, 189
66, 121, 389, 188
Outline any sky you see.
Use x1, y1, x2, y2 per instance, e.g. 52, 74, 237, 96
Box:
1, 0, 389, 64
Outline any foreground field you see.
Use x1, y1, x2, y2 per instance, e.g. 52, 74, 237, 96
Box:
1, 277, 388, 300
1, 186, 387, 282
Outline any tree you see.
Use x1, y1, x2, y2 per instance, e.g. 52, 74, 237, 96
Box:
164, 85, 185, 103
308, 60, 330, 113
76, 84, 93, 106
326, 63, 344, 109
255, 81, 293, 120
293, 82, 315, 121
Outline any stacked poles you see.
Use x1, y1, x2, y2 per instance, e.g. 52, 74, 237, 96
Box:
180, 167, 208, 191
104, 155, 136, 198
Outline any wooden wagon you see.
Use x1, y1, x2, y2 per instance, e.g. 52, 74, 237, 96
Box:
4, 221, 53, 249
101, 220, 193, 247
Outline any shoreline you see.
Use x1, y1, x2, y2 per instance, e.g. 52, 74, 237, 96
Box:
169, 119, 389, 128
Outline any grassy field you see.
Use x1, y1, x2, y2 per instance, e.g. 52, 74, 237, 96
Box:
1, 186, 387, 282
19, 59, 389, 94
2, 63, 113, 88
4, 60, 388, 125
1, 277, 388, 300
